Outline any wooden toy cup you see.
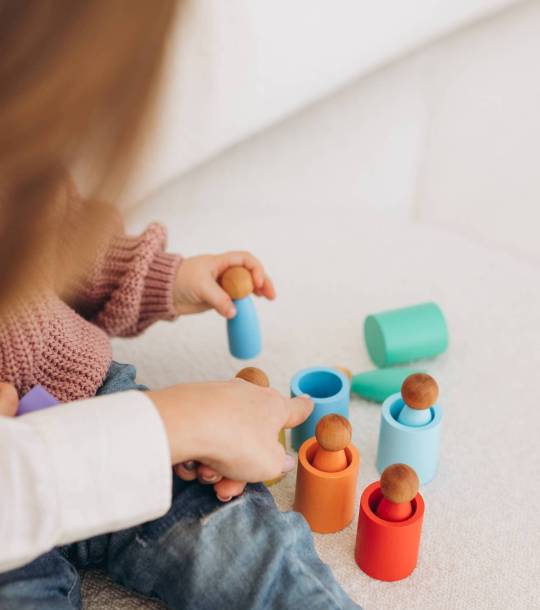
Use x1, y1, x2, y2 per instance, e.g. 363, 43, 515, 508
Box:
376, 392, 443, 484
355, 481, 424, 581
290, 367, 350, 451
293, 436, 360, 533
364, 302, 448, 367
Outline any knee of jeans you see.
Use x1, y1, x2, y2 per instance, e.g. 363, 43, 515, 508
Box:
111, 361, 137, 382
0, 551, 81, 608
198, 484, 312, 553
98, 361, 148, 394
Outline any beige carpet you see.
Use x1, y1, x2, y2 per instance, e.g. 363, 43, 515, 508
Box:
80, 195, 540, 609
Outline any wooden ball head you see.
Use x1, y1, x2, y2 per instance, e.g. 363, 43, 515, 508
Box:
236, 367, 269, 387
376, 464, 420, 522
220, 267, 254, 300
312, 414, 352, 473
401, 373, 438, 410
316, 414, 352, 451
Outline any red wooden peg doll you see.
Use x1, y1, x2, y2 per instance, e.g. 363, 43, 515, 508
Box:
376, 463, 419, 522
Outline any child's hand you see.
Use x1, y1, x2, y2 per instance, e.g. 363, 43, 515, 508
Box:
0, 382, 19, 417
148, 378, 312, 484
174, 461, 248, 503
173, 252, 276, 318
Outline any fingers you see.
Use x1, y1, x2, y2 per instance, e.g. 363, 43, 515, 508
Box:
213, 478, 247, 502
175, 461, 225, 485
215, 252, 275, 300
197, 464, 223, 484
253, 273, 276, 300
282, 396, 314, 429
0, 382, 18, 417
175, 461, 246, 503
200, 280, 236, 319
174, 461, 199, 481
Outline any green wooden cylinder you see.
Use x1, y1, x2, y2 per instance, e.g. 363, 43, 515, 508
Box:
364, 302, 448, 367
351, 367, 424, 403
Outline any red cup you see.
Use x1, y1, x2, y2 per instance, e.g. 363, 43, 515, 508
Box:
355, 481, 424, 581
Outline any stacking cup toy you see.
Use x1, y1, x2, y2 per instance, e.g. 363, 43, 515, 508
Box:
355, 481, 424, 581
290, 367, 350, 451
294, 419, 360, 533
376, 391, 443, 484
364, 302, 448, 367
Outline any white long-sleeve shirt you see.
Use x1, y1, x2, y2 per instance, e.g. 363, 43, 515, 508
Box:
0, 391, 172, 573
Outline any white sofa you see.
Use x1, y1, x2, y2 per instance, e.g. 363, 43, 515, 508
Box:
85, 2, 540, 608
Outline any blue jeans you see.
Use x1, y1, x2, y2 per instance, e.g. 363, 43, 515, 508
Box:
0, 362, 361, 610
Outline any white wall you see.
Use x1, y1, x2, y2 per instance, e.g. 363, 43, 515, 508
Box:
128, 55, 428, 223
414, 0, 540, 262
129, 0, 518, 201
131, 0, 540, 263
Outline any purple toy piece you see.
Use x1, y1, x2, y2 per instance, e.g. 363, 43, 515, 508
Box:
17, 385, 60, 416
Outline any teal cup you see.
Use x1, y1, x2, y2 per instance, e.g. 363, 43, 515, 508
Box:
364, 302, 448, 367
290, 367, 350, 452
376, 392, 443, 484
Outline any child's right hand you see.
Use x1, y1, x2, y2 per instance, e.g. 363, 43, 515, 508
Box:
147, 379, 312, 487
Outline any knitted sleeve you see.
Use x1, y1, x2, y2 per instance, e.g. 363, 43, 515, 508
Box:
0, 294, 112, 402
73, 222, 182, 337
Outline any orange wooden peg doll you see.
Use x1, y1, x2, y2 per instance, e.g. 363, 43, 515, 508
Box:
312, 414, 352, 473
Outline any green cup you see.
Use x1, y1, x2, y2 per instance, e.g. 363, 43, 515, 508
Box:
364, 302, 448, 367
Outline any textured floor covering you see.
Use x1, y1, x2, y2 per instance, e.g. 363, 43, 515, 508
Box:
83, 198, 540, 610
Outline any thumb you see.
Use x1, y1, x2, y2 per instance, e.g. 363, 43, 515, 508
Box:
0, 382, 19, 417
200, 280, 236, 319
283, 396, 313, 429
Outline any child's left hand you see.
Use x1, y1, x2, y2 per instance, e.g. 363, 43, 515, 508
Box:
173, 251, 276, 318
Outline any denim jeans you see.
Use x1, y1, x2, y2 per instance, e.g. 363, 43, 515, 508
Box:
0, 362, 361, 610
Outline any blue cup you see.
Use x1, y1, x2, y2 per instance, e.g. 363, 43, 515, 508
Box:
376, 392, 443, 485
290, 367, 350, 451
227, 296, 262, 359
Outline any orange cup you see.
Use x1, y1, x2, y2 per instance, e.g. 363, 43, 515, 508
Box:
355, 481, 424, 581
293, 437, 360, 533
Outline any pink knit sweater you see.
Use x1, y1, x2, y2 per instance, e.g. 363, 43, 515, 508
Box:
0, 195, 182, 403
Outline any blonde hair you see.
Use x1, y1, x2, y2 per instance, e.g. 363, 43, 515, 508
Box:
0, 0, 178, 305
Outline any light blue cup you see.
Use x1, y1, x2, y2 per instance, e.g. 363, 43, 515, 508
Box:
376, 392, 443, 484
227, 296, 262, 359
290, 367, 350, 451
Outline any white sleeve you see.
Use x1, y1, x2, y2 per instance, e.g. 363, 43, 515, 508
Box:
0, 391, 172, 573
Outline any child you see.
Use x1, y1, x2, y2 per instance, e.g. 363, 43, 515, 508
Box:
0, 2, 360, 609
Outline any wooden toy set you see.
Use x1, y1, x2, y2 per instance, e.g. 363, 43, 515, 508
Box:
286, 369, 434, 581
14, 265, 449, 584
219, 270, 449, 582
294, 414, 360, 533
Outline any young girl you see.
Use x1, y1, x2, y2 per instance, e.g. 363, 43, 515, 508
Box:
0, 2, 360, 609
